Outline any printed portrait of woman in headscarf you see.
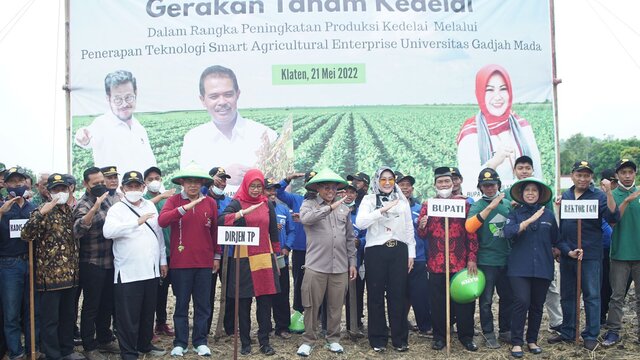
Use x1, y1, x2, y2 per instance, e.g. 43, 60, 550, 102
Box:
456, 64, 542, 198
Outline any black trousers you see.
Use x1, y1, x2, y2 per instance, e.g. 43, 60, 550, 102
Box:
114, 277, 158, 360
40, 288, 77, 360
205, 269, 220, 335
272, 265, 291, 333
238, 295, 273, 348
429, 272, 476, 343
156, 256, 171, 326
365, 243, 409, 348
79, 263, 115, 351
291, 250, 306, 313
509, 276, 550, 346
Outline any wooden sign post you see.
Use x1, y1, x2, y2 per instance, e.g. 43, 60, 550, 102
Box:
428, 198, 467, 357
561, 199, 599, 344
218, 226, 260, 360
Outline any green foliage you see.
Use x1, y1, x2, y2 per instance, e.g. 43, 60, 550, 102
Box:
560, 134, 640, 176
71, 104, 556, 197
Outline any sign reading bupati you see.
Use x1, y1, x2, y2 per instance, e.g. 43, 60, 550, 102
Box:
218, 226, 260, 246
427, 198, 467, 218
9, 219, 28, 239
560, 200, 599, 220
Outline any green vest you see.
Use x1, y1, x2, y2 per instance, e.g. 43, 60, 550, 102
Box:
610, 186, 640, 261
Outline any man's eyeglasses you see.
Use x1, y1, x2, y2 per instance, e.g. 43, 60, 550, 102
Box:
111, 94, 136, 106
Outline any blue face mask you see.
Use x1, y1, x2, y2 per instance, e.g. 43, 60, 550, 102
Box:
7, 185, 28, 198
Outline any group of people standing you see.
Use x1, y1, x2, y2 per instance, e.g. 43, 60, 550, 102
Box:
1, 152, 639, 359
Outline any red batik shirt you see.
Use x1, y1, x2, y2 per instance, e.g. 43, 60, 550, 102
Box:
418, 196, 478, 274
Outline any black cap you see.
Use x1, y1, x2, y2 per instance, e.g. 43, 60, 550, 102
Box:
449, 167, 463, 179
344, 180, 357, 191
143, 166, 162, 180
347, 171, 370, 184
47, 173, 70, 190
121, 171, 144, 185
477, 168, 501, 189
3, 166, 27, 182
600, 168, 617, 182
514, 155, 533, 167
209, 166, 231, 179
395, 171, 415, 185
434, 167, 452, 180
615, 159, 637, 173
265, 178, 281, 189
572, 160, 593, 173
101, 166, 119, 177
305, 171, 317, 184
63, 174, 77, 186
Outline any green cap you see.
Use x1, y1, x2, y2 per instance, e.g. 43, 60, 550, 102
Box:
450, 268, 486, 304
304, 168, 348, 191
509, 177, 553, 205
171, 162, 214, 186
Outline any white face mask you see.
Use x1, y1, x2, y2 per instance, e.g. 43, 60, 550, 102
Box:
212, 185, 225, 196
147, 180, 161, 193
54, 192, 69, 205
436, 187, 453, 198
124, 191, 143, 203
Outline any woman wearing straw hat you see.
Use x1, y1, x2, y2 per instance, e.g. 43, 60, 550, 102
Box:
295, 168, 357, 356
503, 177, 557, 358
157, 163, 221, 357
356, 166, 415, 353
218, 169, 281, 356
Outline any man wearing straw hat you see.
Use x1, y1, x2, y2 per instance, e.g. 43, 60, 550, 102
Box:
296, 169, 357, 356
548, 160, 618, 351
158, 163, 220, 357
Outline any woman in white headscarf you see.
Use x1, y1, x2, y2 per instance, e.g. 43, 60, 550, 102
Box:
355, 166, 416, 353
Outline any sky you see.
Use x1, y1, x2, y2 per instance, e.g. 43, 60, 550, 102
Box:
1, 0, 639, 174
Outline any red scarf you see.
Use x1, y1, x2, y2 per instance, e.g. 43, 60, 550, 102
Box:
234, 169, 267, 204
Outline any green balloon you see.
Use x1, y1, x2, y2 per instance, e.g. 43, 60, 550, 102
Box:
450, 268, 486, 304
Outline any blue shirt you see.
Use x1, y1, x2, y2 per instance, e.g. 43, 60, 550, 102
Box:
409, 197, 427, 261
276, 179, 307, 251
274, 201, 294, 264
601, 219, 613, 249
0, 200, 37, 256
559, 184, 619, 260
350, 208, 366, 268
504, 204, 558, 280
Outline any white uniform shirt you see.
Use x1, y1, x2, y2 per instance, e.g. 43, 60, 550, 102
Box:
355, 194, 416, 258
75, 112, 157, 173
103, 197, 166, 283
179, 113, 277, 178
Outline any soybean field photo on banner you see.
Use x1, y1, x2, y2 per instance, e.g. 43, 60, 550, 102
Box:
72, 103, 554, 198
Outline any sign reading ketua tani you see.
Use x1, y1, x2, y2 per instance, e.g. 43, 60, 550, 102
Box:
427, 198, 467, 218
218, 226, 261, 246
560, 200, 599, 220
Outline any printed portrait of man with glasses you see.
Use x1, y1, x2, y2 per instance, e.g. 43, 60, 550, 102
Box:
74, 70, 157, 177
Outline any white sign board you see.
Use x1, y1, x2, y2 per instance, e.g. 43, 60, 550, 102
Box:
9, 219, 28, 239
218, 226, 260, 246
427, 198, 467, 219
561, 200, 599, 219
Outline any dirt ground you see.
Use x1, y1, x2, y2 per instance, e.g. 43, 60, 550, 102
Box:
6, 274, 635, 360
80, 273, 640, 360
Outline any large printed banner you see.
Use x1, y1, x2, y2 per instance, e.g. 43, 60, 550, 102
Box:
70, 0, 556, 198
